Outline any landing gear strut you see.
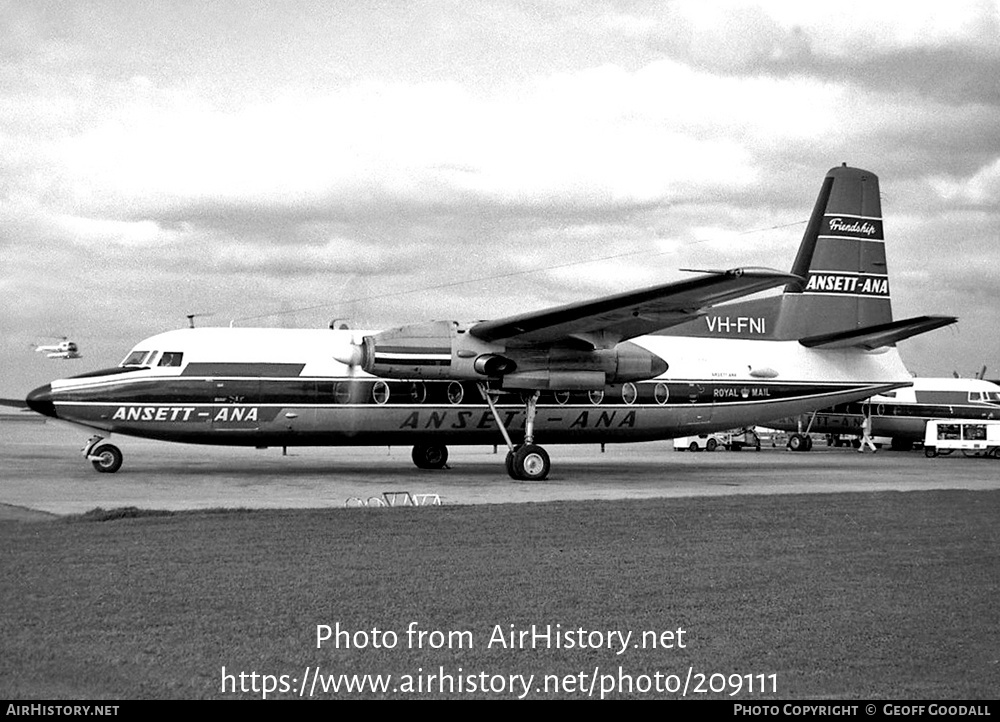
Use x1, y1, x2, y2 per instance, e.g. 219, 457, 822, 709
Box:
84, 435, 123, 473
479, 384, 550, 480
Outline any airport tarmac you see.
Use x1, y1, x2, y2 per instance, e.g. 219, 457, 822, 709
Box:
2, 418, 999, 517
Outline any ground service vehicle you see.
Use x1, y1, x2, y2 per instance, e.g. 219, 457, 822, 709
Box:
923, 419, 1000, 458
674, 428, 761, 452
673, 433, 729, 452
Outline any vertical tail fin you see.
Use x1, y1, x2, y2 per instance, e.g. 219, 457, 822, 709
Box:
660, 164, 897, 341
777, 164, 892, 338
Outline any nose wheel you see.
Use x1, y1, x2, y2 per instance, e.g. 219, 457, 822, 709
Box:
83, 436, 123, 473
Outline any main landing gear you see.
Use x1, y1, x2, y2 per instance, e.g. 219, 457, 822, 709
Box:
787, 410, 818, 452
505, 444, 551, 481
84, 435, 123, 473
411, 443, 449, 470
479, 384, 551, 481
787, 433, 813, 452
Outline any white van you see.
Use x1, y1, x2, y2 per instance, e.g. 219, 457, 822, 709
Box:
923, 419, 1000, 458
673, 433, 729, 452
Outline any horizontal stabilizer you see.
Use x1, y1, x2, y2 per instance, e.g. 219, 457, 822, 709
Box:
798, 315, 957, 350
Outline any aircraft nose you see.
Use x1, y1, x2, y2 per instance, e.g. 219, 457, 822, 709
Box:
26, 384, 57, 418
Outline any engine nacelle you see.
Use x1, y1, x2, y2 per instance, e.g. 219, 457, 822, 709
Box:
359, 321, 511, 380
501, 342, 668, 389
612, 341, 669, 382
356, 321, 667, 387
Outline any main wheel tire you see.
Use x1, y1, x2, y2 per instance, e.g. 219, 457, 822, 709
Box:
788, 434, 806, 452
804, 435, 813, 451
706, 438, 718, 452
511, 444, 550, 481
91, 444, 123, 473
411, 444, 448, 470
505, 447, 520, 479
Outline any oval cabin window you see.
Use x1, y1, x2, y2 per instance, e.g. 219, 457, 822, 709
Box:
372, 381, 390, 405
409, 382, 427, 403
334, 382, 353, 404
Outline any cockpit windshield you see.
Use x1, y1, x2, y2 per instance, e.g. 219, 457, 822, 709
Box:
969, 391, 1000, 403
121, 350, 150, 367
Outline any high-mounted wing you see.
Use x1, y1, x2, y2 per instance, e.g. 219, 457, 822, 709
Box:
469, 267, 800, 349
338, 267, 802, 387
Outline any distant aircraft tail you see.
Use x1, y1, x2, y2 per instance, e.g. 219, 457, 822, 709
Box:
660, 164, 955, 344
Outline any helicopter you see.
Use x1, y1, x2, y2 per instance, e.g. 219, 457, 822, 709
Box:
33, 337, 82, 360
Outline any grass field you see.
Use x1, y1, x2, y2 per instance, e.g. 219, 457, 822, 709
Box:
1, 490, 998, 699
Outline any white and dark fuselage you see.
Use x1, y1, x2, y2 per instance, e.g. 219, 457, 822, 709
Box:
27, 326, 912, 448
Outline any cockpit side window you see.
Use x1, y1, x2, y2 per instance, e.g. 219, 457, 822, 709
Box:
122, 350, 149, 366
158, 352, 184, 367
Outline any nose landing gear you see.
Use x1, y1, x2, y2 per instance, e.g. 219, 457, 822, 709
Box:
84, 436, 123, 473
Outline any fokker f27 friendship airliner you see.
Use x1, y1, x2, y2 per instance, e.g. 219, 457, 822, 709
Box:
25, 165, 955, 480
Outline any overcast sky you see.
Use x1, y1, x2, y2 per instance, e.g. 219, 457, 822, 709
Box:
2, 1, 999, 397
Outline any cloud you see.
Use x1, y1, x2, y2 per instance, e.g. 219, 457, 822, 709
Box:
766, 45, 1000, 108
928, 157, 1000, 206
24, 61, 824, 229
